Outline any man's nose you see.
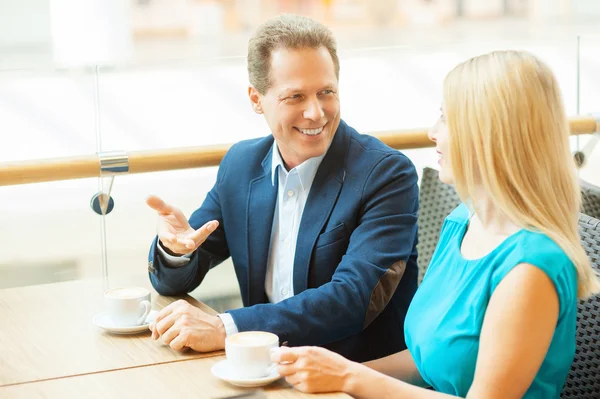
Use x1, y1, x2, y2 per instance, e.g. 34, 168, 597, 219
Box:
303, 98, 325, 121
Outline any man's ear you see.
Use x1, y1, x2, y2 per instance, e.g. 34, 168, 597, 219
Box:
248, 85, 263, 114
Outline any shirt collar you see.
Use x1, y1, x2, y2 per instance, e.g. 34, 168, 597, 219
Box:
270, 142, 326, 190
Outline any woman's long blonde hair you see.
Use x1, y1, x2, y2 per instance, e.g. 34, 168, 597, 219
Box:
443, 50, 600, 299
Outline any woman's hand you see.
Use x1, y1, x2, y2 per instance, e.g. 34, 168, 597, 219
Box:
271, 346, 361, 394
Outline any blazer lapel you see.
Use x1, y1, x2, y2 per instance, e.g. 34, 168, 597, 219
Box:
293, 122, 349, 295
246, 149, 278, 305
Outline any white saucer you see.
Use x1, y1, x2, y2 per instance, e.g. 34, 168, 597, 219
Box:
92, 309, 158, 335
211, 359, 281, 388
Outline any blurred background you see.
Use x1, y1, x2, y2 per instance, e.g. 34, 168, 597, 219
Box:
1, 0, 599, 311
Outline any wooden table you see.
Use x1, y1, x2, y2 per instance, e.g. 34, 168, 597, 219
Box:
0, 278, 349, 398
1, 355, 348, 399
0, 277, 221, 386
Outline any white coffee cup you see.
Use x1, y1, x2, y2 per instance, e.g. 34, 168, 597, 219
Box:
104, 286, 151, 327
225, 331, 279, 379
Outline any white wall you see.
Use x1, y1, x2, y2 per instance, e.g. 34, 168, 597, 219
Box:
0, 0, 52, 47
530, 0, 600, 20
573, 0, 600, 16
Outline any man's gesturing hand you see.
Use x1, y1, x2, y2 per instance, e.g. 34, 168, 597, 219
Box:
146, 195, 219, 256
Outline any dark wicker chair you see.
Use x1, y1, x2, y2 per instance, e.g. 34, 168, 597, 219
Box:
561, 214, 600, 398
417, 168, 600, 282
417, 167, 461, 283
581, 180, 600, 220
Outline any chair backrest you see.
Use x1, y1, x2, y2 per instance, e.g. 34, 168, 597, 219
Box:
417, 168, 600, 283
561, 214, 600, 398
581, 180, 600, 220
417, 167, 461, 283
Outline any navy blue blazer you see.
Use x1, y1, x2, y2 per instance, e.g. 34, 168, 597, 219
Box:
148, 120, 419, 362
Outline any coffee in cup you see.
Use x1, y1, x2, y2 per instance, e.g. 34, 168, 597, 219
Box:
104, 287, 151, 327
225, 331, 279, 379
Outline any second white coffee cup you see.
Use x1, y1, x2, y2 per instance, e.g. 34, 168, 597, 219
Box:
104, 286, 151, 327
225, 331, 279, 379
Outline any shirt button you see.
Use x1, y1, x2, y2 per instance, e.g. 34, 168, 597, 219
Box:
281, 288, 289, 297
287, 189, 295, 197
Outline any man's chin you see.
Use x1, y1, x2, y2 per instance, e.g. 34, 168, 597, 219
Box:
303, 147, 329, 160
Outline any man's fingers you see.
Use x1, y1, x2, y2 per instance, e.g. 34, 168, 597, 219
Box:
188, 221, 219, 247
152, 302, 179, 330
285, 374, 302, 386
169, 332, 189, 351
154, 313, 178, 338
276, 363, 297, 376
160, 323, 181, 346
146, 195, 175, 215
272, 346, 299, 364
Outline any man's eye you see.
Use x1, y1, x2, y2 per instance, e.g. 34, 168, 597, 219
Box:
289, 94, 301, 99
320, 90, 334, 95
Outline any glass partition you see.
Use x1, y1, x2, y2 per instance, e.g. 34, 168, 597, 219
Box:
577, 34, 600, 186
0, 67, 98, 162
337, 36, 591, 180
1, 2, 599, 310
0, 178, 100, 289
95, 57, 264, 152
100, 168, 242, 312
0, 67, 100, 289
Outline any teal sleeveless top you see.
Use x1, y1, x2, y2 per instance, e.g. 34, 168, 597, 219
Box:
405, 204, 578, 398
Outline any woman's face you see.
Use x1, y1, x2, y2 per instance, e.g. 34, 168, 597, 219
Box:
428, 107, 453, 185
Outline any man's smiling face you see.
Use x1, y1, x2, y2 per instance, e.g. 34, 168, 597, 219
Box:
249, 46, 341, 169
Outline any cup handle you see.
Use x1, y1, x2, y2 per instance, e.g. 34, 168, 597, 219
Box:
266, 363, 277, 376
137, 300, 151, 325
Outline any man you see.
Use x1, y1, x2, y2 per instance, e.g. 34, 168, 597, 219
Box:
146, 14, 419, 363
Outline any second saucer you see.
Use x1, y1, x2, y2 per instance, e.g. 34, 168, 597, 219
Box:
93, 309, 157, 335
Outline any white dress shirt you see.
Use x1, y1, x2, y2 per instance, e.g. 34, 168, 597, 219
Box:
157, 142, 325, 336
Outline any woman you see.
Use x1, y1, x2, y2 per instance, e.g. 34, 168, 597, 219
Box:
270, 50, 600, 398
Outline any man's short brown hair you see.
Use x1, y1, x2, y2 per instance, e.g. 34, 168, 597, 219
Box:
247, 14, 340, 94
